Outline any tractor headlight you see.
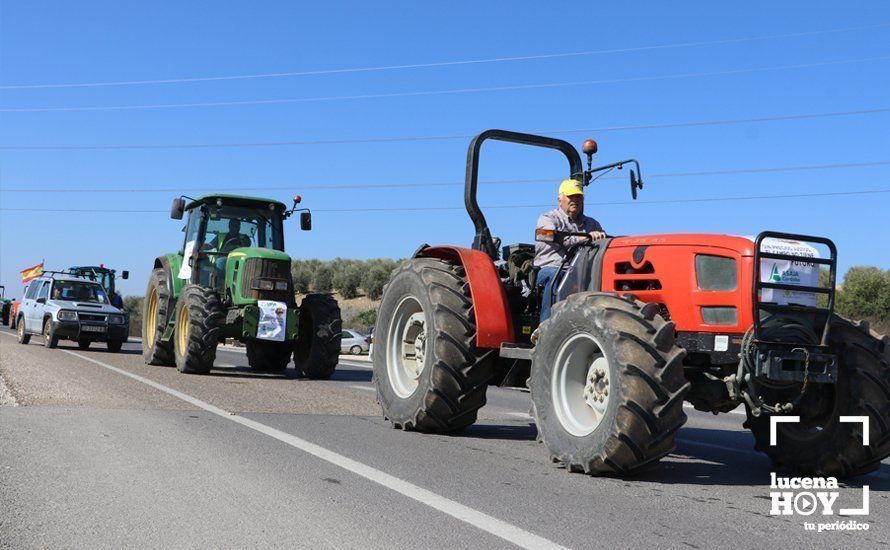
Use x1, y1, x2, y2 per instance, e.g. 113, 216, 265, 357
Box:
107, 314, 125, 325
695, 255, 737, 291
57, 310, 77, 321
274, 281, 288, 291
251, 278, 275, 291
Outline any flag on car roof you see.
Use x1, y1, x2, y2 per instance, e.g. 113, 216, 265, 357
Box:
20, 262, 44, 283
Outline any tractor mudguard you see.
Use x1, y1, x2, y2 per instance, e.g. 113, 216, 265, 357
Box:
415, 245, 514, 349
153, 253, 185, 299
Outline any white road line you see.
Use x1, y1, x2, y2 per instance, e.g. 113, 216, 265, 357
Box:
349, 385, 375, 392
46, 343, 565, 550
339, 360, 373, 370
505, 412, 532, 419
683, 402, 747, 416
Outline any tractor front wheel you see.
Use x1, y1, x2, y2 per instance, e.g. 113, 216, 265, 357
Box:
293, 294, 341, 379
373, 258, 495, 433
530, 293, 689, 475
247, 340, 291, 372
745, 316, 890, 477
142, 267, 175, 366
173, 285, 225, 375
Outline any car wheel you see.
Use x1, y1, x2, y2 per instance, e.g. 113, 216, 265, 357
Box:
43, 318, 59, 349
78, 340, 91, 350
17, 316, 30, 345
349, 345, 362, 355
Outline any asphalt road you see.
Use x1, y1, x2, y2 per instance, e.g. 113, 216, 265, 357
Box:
1, 326, 888, 549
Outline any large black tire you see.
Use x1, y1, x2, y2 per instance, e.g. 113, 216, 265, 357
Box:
745, 316, 890, 477
530, 293, 689, 475
293, 294, 341, 379
1, 304, 9, 326
373, 258, 496, 433
17, 315, 29, 345
78, 340, 91, 350
173, 285, 225, 375
43, 318, 59, 349
142, 267, 176, 366
106, 340, 123, 353
247, 340, 291, 372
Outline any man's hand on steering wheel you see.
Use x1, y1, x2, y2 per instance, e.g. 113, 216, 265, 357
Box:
589, 230, 607, 240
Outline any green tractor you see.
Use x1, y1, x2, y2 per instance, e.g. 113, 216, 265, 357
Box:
142, 194, 341, 376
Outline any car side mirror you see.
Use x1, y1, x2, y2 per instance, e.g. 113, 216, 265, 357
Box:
300, 211, 312, 231
121, 270, 129, 280
171, 198, 185, 220
36, 297, 46, 304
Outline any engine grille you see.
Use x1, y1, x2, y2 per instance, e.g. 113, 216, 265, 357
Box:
78, 313, 106, 322
239, 258, 294, 305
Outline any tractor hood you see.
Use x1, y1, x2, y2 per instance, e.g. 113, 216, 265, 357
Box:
226, 247, 292, 262
609, 234, 756, 256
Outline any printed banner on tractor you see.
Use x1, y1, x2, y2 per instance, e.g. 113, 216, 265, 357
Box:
758, 238, 820, 307
257, 300, 287, 341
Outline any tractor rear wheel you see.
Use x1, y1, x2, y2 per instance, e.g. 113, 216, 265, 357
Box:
142, 267, 175, 366
745, 315, 890, 477
293, 294, 341, 379
247, 340, 291, 372
530, 293, 689, 475
173, 285, 225, 375
373, 258, 495, 433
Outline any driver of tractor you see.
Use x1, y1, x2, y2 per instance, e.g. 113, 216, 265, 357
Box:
534, 178, 606, 325
210, 218, 251, 274
217, 218, 251, 254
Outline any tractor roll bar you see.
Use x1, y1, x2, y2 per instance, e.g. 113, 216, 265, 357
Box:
465, 130, 583, 260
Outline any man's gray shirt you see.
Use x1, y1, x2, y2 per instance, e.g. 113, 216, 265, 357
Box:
534, 208, 604, 268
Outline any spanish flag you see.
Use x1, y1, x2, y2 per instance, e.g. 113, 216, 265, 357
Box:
20, 262, 44, 283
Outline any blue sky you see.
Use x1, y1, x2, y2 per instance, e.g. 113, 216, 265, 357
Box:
1, 1, 888, 298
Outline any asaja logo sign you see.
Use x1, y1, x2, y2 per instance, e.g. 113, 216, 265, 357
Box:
768, 416, 872, 533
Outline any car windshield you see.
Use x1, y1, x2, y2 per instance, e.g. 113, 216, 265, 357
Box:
203, 205, 283, 253
51, 281, 108, 303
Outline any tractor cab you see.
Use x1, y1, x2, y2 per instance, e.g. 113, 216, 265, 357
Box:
68, 265, 129, 307
170, 194, 311, 293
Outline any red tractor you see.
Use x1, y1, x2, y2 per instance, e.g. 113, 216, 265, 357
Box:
373, 129, 890, 477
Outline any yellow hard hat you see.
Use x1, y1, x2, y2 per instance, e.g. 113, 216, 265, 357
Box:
558, 178, 584, 196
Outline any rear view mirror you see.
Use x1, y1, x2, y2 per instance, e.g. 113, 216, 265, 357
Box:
36, 297, 46, 304
630, 170, 643, 200
171, 198, 185, 220
121, 270, 129, 280
300, 211, 312, 231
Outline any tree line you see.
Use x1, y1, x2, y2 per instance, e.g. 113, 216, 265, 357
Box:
121, 264, 889, 336
291, 258, 401, 299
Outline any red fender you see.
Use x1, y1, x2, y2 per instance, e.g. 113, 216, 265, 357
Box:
416, 246, 514, 349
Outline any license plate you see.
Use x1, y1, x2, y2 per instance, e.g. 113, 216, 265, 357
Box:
81, 325, 106, 333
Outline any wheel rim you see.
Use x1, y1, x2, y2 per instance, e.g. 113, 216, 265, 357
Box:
551, 333, 612, 437
146, 287, 159, 346
18, 318, 24, 338
44, 319, 51, 339
387, 296, 426, 398
176, 301, 189, 357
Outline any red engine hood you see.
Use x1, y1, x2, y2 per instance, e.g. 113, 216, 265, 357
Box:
609, 234, 755, 257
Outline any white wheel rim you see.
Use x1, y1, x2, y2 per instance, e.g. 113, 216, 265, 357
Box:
387, 296, 427, 398
551, 333, 612, 437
